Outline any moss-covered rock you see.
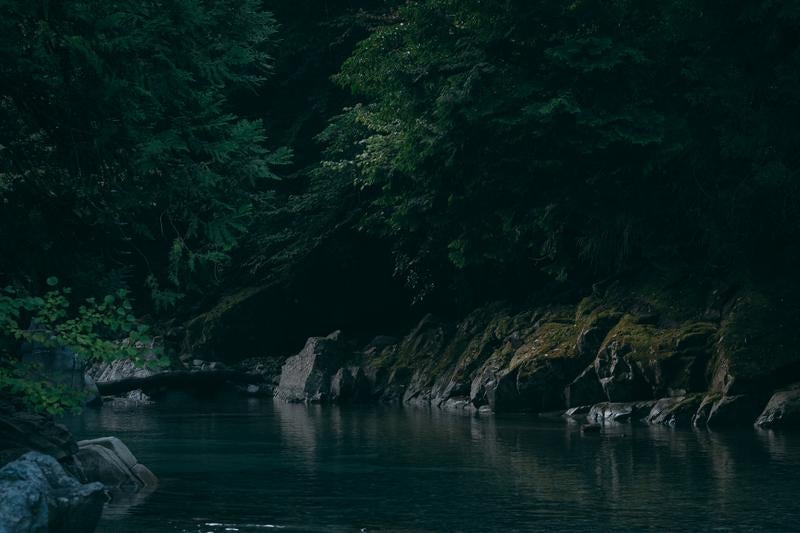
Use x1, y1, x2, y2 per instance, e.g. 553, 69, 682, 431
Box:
595, 315, 716, 401
711, 284, 800, 395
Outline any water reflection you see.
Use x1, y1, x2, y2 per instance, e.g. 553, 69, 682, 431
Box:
64, 396, 800, 532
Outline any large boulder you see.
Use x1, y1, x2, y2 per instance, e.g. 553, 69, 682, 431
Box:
755, 384, 800, 429
467, 307, 611, 413
0, 451, 105, 533
273, 332, 346, 403
646, 395, 704, 427
75, 437, 156, 492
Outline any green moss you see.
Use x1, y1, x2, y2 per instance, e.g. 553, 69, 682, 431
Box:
576, 295, 603, 319
601, 315, 716, 361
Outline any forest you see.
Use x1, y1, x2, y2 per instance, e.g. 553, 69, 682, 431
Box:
2, 0, 800, 412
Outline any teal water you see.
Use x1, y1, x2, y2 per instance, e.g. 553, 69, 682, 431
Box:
66, 395, 800, 532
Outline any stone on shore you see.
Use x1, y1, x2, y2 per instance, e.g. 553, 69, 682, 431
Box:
0, 451, 105, 533
274, 331, 345, 403
755, 384, 800, 429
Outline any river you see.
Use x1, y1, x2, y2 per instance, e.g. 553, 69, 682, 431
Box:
65, 394, 800, 532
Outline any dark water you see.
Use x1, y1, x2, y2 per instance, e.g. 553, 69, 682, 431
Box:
65, 395, 800, 532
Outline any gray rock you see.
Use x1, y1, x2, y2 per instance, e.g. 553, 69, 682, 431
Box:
691, 394, 718, 427
77, 437, 137, 470
76, 445, 140, 491
515, 357, 585, 412
485, 369, 520, 412
564, 405, 591, 418
329, 367, 371, 403
330, 367, 354, 400
76, 438, 156, 491
595, 341, 651, 402
88, 357, 155, 385
380, 367, 413, 404
587, 401, 656, 423
273, 334, 345, 403
646, 395, 703, 427
705, 394, 767, 427
0, 451, 105, 533
441, 397, 475, 412
104, 390, 153, 408
130, 464, 158, 487
565, 365, 605, 408
755, 384, 800, 428
238, 383, 274, 397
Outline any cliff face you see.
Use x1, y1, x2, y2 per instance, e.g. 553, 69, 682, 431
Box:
272, 277, 800, 429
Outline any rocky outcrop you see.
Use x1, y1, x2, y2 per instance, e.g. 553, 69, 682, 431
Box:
75, 437, 157, 492
266, 279, 800, 431
0, 451, 105, 533
273, 331, 349, 403
755, 384, 800, 429
594, 317, 715, 402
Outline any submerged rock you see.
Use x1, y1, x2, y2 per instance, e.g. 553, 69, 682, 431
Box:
76, 437, 157, 491
0, 451, 105, 533
104, 389, 154, 409
755, 384, 800, 429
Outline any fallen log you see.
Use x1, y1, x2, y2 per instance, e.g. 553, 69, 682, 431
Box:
96, 369, 264, 396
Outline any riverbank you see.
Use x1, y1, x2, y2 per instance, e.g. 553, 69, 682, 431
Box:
89, 274, 800, 432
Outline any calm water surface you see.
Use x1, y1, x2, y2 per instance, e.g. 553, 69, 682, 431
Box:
65, 395, 800, 532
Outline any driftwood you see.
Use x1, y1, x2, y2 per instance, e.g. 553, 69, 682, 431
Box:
96, 370, 263, 395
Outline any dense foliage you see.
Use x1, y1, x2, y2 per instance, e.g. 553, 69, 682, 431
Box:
0, 278, 162, 413
1, 0, 799, 406
315, 0, 800, 304
0, 0, 286, 306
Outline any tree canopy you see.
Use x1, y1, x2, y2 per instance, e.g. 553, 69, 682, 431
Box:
1, 0, 799, 410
